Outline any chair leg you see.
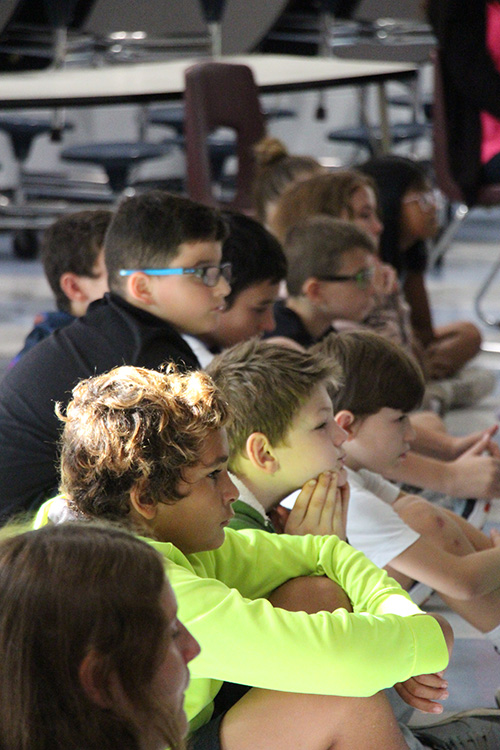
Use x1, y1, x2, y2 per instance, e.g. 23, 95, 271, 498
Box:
428, 203, 469, 267
475, 253, 500, 327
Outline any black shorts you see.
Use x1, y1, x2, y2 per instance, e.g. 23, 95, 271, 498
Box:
189, 682, 251, 750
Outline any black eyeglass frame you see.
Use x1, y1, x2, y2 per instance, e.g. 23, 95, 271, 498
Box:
317, 266, 374, 290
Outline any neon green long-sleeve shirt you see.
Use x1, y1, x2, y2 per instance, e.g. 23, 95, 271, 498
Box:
34, 499, 449, 732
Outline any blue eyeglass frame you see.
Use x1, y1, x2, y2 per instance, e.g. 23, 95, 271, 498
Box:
119, 262, 232, 287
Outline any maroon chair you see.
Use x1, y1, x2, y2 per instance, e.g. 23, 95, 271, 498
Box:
183, 61, 266, 213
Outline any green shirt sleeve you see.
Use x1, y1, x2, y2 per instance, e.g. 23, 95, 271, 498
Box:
153, 529, 449, 702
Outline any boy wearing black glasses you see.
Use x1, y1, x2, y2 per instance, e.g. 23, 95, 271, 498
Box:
267, 215, 376, 347
0, 191, 229, 523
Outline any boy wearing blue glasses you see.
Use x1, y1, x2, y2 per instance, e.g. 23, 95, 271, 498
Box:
266, 216, 377, 347
0, 190, 229, 523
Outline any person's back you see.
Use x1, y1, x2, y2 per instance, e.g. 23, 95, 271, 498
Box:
0, 191, 229, 522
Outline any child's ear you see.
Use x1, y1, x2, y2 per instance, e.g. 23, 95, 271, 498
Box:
245, 432, 279, 474
301, 277, 322, 303
125, 272, 154, 305
335, 410, 358, 440
129, 484, 158, 520
78, 650, 112, 708
59, 272, 88, 303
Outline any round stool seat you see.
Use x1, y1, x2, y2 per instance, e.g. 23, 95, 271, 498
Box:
148, 105, 185, 135
0, 115, 61, 161
328, 122, 428, 155
61, 141, 173, 192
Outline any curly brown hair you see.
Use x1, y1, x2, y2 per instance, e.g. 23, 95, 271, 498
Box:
58, 365, 229, 523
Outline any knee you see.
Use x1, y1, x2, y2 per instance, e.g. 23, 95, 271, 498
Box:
268, 575, 353, 614
458, 321, 482, 353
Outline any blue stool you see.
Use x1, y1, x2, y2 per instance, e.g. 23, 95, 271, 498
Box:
61, 140, 174, 193
328, 121, 429, 158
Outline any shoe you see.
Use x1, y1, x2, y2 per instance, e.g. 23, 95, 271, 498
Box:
448, 366, 496, 409
423, 367, 496, 414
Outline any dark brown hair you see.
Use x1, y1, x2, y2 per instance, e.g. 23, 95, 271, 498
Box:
41, 209, 112, 312
0, 523, 185, 750
105, 191, 227, 292
314, 330, 424, 418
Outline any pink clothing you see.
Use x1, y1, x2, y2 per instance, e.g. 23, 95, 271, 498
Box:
481, 2, 500, 164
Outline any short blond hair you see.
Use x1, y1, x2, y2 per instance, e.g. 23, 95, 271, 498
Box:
206, 339, 341, 469
58, 365, 229, 522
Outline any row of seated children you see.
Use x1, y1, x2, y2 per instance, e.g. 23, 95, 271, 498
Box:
31, 354, 500, 749
0, 522, 199, 750
265, 157, 495, 412
205, 336, 500, 644
0, 187, 497, 746
265, 212, 500, 502
254, 137, 481, 386
1, 190, 500, 525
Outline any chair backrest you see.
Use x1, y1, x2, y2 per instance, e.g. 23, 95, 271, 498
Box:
432, 51, 465, 203
184, 61, 266, 212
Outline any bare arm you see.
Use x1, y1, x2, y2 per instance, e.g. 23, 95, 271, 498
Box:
388, 530, 500, 599
403, 271, 434, 347
384, 446, 500, 499
410, 422, 500, 461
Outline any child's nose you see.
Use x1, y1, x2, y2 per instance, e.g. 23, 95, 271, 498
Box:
215, 274, 231, 298
371, 217, 383, 237
222, 472, 239, 504
332, 420, 348, 446
405, 421, 416, 443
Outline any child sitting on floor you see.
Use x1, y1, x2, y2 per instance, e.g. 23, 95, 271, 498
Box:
184, 211, 287, 366
10, 209, 111, 366
34, 363, 452, 750
267, 213, 500, 506
267, 215, 377, 347
0, 523, 199, 750
316, 329, 500, 646
208, 338, 500, 750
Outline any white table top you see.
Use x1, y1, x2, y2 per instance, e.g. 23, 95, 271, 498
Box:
0, 54, 417, 108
